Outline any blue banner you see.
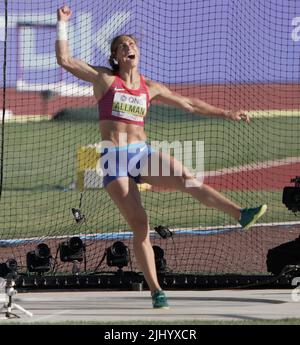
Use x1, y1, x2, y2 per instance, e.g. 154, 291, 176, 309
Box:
0, 0, 299, 88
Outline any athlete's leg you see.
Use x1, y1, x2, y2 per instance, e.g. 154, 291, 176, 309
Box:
140, 151, 241, 220
105, 177, 161, 293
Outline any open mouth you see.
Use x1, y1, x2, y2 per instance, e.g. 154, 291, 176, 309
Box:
127, 54, 135, 60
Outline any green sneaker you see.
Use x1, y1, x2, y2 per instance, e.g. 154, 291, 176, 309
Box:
152, 290, 169, 309
239, 204, 267, 229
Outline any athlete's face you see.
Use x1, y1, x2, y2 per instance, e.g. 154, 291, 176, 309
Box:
114, 37, 140, 69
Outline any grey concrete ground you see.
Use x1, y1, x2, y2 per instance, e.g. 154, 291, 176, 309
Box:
0, 289, 299, 323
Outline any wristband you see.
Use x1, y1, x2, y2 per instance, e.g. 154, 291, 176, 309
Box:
57, 21, 68, 41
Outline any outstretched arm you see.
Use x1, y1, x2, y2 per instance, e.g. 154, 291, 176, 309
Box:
147, 80, 250, 123
55, 5, 105, 83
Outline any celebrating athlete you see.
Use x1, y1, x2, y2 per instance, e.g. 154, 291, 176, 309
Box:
56, 5, 267, 309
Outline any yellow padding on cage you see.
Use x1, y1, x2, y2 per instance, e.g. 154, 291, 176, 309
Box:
77, 146, 100, 171
76, 146, 100, 191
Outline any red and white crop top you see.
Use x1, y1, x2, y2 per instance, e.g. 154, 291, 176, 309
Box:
98, 74, 150, 126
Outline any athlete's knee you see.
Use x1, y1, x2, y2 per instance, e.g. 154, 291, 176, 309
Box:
127, 209, 149, 233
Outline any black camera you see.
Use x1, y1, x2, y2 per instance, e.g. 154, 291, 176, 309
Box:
106, 241, 130, 269
0, 259, 18, 278
267, 235, 300, 275
154, 225, 173, 239
60, 237, 85, 262
26, 243, 52, 273
152, 245, 167, 271
282, 176, 300, 213
71, 208, 85, 223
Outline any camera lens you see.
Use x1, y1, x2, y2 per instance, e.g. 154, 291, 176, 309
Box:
69, 237, 83, 251
112, 241, 127, 256
35, 243, 51, 258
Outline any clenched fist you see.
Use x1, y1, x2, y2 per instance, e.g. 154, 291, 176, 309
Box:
57, 5, 72, 21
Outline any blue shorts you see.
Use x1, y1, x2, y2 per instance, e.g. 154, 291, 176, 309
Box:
100, 141, 155, 188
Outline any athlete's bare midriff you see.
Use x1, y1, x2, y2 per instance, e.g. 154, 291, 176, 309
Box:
94, 71, 150, 146
99, 120, 147, 146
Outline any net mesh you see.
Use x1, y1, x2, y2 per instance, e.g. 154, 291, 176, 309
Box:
0, 0, 300, 276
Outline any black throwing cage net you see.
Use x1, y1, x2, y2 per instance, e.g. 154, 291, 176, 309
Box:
0, 0, 300, 282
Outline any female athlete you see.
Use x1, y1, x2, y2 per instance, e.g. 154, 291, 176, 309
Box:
56, 5, 267, 309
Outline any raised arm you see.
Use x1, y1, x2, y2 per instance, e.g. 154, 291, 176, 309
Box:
56, 5, 106, 83
147, 80, 250, 123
